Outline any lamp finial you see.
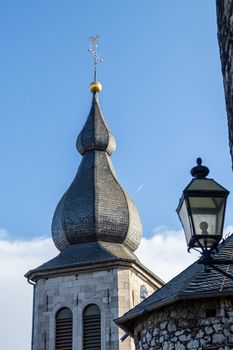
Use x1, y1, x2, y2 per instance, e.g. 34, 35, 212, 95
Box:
190, 157, 209, 179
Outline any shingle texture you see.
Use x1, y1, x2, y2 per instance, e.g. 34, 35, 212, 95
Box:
116, 234, 233, 327
77, 94, 116, 156
27, 241, 138, 274
52, 93, 142, 252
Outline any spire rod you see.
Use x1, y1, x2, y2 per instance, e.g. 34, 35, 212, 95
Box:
88, 35, 103, 82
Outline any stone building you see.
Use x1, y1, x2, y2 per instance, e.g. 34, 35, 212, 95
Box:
216, 0, 233, 167
25, 82, 163, 350
115, 234, 233, 350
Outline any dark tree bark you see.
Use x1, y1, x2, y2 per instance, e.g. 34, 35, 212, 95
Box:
216, 0, 233, 167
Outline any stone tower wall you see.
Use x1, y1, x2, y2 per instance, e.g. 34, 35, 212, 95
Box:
216, 0, 233, 167
32, 266, 156, 350
117, 269, 155, 350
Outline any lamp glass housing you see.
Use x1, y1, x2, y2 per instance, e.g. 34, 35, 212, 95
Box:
177, 178, 229, 251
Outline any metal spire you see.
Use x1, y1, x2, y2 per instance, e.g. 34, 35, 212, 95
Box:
88, 35, 103, 81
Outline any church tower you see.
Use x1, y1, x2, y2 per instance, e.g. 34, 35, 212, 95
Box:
25, 79, 163, 350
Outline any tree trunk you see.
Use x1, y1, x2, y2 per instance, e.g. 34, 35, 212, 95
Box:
216, 0, 233, 168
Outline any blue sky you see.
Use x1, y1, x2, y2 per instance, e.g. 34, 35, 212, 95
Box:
0, 0, 232, 241
2, 2, 233, 349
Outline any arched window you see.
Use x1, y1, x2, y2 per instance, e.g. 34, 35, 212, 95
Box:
83, 304, 101, 350
55, 307, 73, 350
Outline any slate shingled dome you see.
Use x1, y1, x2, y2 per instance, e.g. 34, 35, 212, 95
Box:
52, 92, 142, 252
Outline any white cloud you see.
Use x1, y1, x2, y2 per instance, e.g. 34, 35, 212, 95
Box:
1, 225, 233, 349
136, 225, 233, 282
0, 235, 57, 350
136, 228, 199, 282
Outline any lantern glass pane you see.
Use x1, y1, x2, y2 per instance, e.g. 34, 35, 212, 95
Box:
216, 198, 225, 235
178, 200, 193, 244
189, 197, 225, 237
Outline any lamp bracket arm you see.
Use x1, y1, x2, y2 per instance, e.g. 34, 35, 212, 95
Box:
210, 259, 233, 265
199, 258, 233, 266
200, 262, 233, 281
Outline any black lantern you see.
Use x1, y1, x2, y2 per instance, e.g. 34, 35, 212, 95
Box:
177, 158, 229, 252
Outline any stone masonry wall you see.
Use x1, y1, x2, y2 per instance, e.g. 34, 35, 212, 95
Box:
216, 0, 233, 167
33, 269, 119, 350
134, 299, 233, 350
32, 266, 156, 350
118, 269, 155, 350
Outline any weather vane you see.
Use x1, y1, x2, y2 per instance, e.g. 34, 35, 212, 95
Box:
88, 35, 103, 81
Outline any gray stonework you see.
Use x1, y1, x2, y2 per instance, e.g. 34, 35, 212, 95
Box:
32, 265, 157, 350
116, 234, 233, 350
134, 299, 233, 350
216, 0, 233, 167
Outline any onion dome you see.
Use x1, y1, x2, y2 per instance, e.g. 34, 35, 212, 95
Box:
51, 84, 142, 252
76, 94, 116, 156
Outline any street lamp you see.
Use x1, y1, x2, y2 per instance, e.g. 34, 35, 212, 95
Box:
177, 158, 229, 253
176, 158, 233, 280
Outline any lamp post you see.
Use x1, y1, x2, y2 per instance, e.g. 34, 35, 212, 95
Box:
177, 158, 233, 280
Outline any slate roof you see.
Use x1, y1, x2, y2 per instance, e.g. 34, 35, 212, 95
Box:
51, 92, 142, 253
115, 234, 233, 334
25, 241, 138, 278
25, 240, 164, 289
77, 93, 116, 156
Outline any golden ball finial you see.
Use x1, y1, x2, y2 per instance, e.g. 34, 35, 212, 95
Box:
89, 81, 102, 93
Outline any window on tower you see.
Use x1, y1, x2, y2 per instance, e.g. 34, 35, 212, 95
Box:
83, 304, 101, 350
55, 307, 73, 350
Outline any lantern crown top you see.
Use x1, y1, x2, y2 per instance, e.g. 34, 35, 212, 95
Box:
190, 157, 209, 179
177, 157, 230, 254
